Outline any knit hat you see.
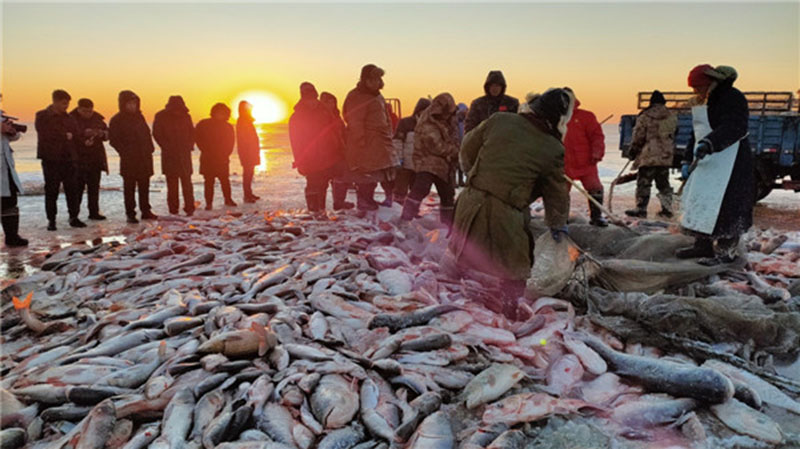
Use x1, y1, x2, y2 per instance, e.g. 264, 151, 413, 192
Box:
687, 64, 715, 88
77, 98, 94, 108
649, 90, 666, 106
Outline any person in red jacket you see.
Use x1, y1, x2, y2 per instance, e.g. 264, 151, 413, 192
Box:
562, 87, 607, 227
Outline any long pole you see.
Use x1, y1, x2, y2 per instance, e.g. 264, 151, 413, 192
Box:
564, 174, 630, 229
607, 159, 632, 213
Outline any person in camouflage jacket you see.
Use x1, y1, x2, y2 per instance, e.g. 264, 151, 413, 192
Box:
400, 93, 459, 226
626, 90, 678, 219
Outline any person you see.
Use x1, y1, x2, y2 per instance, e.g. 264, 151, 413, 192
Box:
1, 110, 28, 247
289, 82, 349, 212
447, 88, 573, 318
342, 64, 397, 211
236, 101, 261, 203
195, 103, 236, 210
392, 97, 431, 205
463, 70, 519, 134
562, 87, 607, 227
35, 89, 83, 230
109, 90, 157, 223
676, 64, 754, 265
400, 93, 459, 227
70, 98, 109, 221
320, 91, 354, 210
625, 90, 678, 219
153, 95, 195, 216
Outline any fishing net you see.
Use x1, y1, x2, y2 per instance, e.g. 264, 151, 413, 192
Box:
526, 233, 579, 298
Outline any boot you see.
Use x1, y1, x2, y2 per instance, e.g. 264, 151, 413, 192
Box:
2, 209, 28, 247
69, 217, 87, 228
698, 237, 739, 266
656, 190, 674, 219
676, 237, 714, 259
588, 190, 608, 227
401, 198, 422, 221
305, 192, 322, 212
380, 191, 393, 207
356, 184, 378, 211
332, 182, 354, 210
625, 195, 649, 218
47, 219, 57, 231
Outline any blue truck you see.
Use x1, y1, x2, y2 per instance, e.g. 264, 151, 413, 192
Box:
619, 91, 800, 200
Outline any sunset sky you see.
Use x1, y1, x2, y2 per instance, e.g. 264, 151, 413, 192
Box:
2, 1, 798, 124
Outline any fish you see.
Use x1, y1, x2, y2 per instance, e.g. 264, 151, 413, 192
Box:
406, 412, 453, 449
702, 359, 800, 415
486, 429, 526, 449
369, 305, 459, 333
310, 374, 359, 429
394, 392, 442, 443
198, 323, 277, 357
611, 395, 698, 427
191, 390, 226, 442
711, 399, 783, 445
561, 332, 607, 375
459, 424, 509, 449
0, 429, 26, 449
75, 399, 117, 449
460, 364, 524, 409
545, 354, 584, 397
105, 419, 134, 449
582, 335, 734, 404
12, 292, 70, 335
482, 393, 592, 426
317, 425, 364, 449
256, 403, 297, 447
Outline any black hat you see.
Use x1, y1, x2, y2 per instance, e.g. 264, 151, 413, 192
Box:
649, 90, 666, 106
360, 64, 384, 81
77, 98, 93, 108
531, 88, 571, 131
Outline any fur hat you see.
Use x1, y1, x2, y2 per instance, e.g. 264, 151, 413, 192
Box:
687, 64, 715, 88
530, 88, 575, 139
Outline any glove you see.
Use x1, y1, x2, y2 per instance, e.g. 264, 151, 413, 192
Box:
695, 141, 712, 161
681, 163, 690, 180
628, 146, 640, 159
550, 226, 568, 243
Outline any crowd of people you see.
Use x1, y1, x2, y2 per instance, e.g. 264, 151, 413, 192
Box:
2, 64, 755, 295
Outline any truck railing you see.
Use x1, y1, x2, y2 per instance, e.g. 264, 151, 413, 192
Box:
636, 91, 796, 115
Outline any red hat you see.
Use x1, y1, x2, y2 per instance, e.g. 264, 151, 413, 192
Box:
688, 64, 714, 88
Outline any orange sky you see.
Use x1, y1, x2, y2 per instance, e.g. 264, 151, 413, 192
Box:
2, 2, 798, 124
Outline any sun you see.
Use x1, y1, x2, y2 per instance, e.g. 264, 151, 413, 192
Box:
232, 90, 288, 124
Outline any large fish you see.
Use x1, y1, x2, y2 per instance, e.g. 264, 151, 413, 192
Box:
310, 375, 359, 429
460, 364, 524, 409
482, 393, 592, 426
406, 412, 453, 449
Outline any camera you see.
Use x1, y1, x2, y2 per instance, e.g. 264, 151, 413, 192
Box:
1, 114, 27, 134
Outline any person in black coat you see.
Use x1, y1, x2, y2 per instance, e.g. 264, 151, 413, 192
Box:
35, 89, 83, 230
70, 98, 109, 221
153, 95, 196, 216
236, 101, 261, 203
677, 65, 754, 265
195, 103, 236, 210
109, 90, 157, 223
464, 70, 520, 134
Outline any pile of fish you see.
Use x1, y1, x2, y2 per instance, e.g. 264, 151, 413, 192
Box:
1, 209, 799, 449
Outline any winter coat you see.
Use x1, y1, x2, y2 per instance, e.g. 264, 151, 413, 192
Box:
449, 112, 570, 281
464, 71, 520, 134
685, 79, 754, 238
195, 117, 234, 177
69, 109, 109, 173
1, 134, 23, 197
35, 106, 79, 162
630, 104, 677, 169
563, 100, 605, 178
109, 91, 155, 179
393, 98, 431, 170
289, 99, 343, 176
153, 102, 195, 177
412, 93, 459, 182
236, 115, 261, 168
342, 83, 396, 173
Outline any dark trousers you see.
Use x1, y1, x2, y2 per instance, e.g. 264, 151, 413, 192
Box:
123, 175, 151, 218
204, 174, 233, 206
305, 166, 349, 211
41, 159, 80, 221
77, 167, 102, 216
393, 168, 416, 202
401, 171, 455, 224
166, 174, 195, 214
242, 165, 255, 199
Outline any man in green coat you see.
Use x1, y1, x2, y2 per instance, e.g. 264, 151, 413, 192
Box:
447, 88, 574, 316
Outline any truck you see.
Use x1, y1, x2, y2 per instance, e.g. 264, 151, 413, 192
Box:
618, 91, 800, 201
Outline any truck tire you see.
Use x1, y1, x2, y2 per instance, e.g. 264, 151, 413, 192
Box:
755, 170, 774, 201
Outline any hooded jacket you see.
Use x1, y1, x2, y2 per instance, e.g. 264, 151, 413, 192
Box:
630, 103, 677, 169
109, 91, 155, 178
563, 98, 605, 178
393, 98, 431, 170
342, 82, 396, 173
288, 98, 342, 175
195, 113, 234, 177
463, 71, 520, 134
153, 96, 195, 176
412, 93, 459, 182
236, 107, 261, 168
69, 108, 109, 173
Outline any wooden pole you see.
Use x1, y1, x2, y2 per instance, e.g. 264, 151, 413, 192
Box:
564, 174, 631, 229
